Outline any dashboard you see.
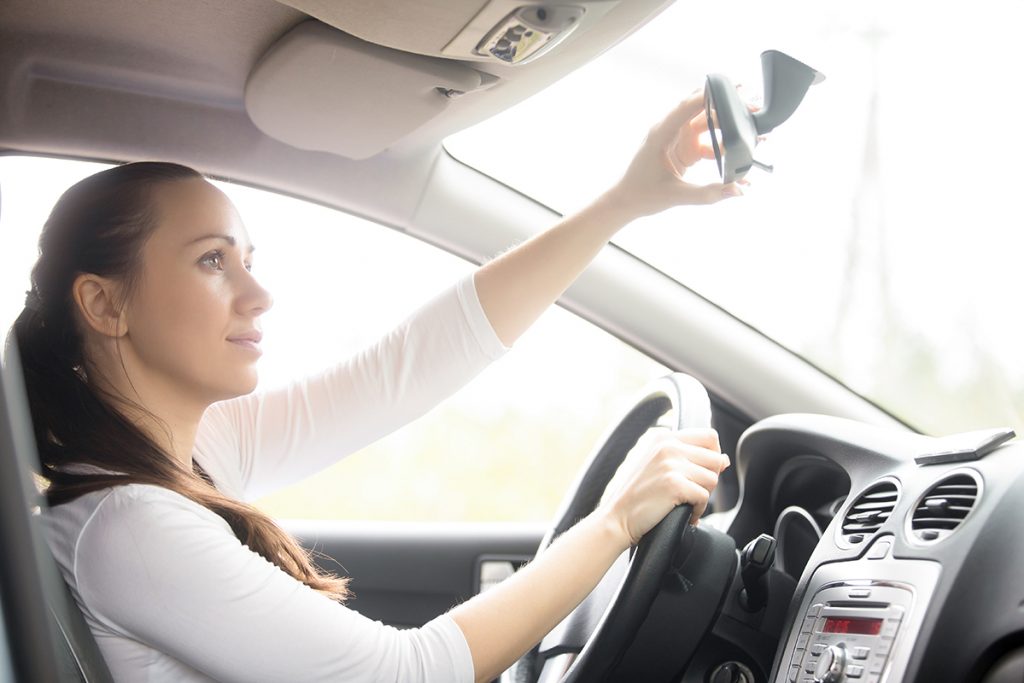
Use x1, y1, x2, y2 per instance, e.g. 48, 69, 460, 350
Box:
721, 413, 1024, 683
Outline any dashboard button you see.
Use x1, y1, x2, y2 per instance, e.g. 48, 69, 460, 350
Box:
811, 643, 827, 656
788, 664, 800, 682
867, 538, 892, 559
852, 647, 870, 660
796, 633, 810, 649
848, 588, 872, 598
882, 618, 901, 637
846, 664, 864, 678
809, 603, 824, 617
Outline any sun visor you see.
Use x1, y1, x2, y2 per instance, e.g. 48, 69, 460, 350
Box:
245, 21, 490, 159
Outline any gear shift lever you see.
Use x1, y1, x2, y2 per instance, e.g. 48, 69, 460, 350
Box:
739, 533, 777, 612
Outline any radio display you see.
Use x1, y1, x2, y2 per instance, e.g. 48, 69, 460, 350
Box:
822, 617, 883, 635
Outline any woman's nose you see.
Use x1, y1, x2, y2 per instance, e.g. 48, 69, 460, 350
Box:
236, 269, 273, 316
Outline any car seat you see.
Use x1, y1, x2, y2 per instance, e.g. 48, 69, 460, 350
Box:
0, 342, 114, 682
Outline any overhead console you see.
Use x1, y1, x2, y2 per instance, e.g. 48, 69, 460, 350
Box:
271, 0, 620, 63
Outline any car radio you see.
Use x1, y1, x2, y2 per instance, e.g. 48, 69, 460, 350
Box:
786, 582, 911, 682
774, 553, 941, 683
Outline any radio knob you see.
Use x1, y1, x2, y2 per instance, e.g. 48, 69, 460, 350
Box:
814, 644, 847, 683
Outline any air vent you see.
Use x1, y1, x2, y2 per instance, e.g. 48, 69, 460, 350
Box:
840, 480, 899, 544
910, 473, 980, 543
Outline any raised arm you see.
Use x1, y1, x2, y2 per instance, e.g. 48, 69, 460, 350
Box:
196, 275, 507, 501
474, 89, 742, 347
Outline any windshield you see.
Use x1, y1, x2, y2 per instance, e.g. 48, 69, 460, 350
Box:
446, 0, 1024, 436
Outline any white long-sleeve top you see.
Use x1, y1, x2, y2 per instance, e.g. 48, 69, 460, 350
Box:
41, 275, 509, 683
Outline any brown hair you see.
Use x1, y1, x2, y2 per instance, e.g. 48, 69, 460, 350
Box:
10, 161, 349, 601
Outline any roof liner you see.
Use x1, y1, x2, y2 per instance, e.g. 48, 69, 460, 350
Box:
276, 0, 503, 58
275, 0, 620, 62
246, 21, 492, 159
0, 0, 674, 218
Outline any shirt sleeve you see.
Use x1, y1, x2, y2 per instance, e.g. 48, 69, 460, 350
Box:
195, 274, 508, 501
75, 485, 475, 683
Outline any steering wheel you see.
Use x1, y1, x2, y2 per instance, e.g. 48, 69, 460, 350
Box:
512, 373, 732, 683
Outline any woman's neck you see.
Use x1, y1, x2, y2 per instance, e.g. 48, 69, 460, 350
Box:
83, 338, 213, 471
109, 392, 204, 471
86, 366, 205, 471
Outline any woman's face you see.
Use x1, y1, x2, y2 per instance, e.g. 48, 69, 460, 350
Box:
120, 178, 273, 406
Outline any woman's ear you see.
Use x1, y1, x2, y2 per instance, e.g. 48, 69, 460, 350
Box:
72, 273, 127, 338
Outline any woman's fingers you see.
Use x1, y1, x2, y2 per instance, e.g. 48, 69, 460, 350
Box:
670, 427, 720, 451
671, 180, 743, 204
667, 473, 713, 522
651, 431, 731, 523
603, 426, 731, 543
648, 89, 706, 148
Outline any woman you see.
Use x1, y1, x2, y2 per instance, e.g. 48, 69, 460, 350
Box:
16, 90, 738, 682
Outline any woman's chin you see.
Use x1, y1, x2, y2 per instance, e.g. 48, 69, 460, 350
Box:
209, 372, 260, 402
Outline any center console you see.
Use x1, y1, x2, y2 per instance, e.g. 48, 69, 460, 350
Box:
773, 538, 941, 683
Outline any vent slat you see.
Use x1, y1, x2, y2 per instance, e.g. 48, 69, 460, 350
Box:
912, 507, 972, 516
850, 501, 898, 511
847, 510, 892, 521
841, 481, 899, 541
911, 518, 962, 528
911, 474, 979, 542
932, 485, 977, 493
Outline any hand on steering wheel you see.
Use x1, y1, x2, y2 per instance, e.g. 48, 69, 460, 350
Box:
513, 374, 739, 683
598, 427, 729, 546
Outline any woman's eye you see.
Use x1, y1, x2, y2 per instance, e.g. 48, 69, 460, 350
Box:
200, 250, 225, 270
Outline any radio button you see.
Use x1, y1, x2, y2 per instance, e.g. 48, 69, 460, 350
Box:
811, 643, 827, 656
796, 633, 810, 649
801, 616, 817, 634
809, 603, 824, 617
788, 664, 800, 682
852, 647, 870, 660
846, 664, 864, 678
848, 588, 872, 599
881, 619, 901, 638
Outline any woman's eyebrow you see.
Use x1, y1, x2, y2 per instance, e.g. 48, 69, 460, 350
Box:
185, 233, 256, 253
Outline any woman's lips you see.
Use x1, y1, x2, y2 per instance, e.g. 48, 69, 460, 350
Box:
227, 332, 262, 353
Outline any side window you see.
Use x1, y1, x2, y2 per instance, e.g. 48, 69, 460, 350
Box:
0, 156, 669, 523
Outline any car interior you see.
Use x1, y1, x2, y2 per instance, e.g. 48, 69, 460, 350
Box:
3, 1, 1024, 682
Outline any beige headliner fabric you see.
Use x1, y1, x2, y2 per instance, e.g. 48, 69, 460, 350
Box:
276, 0, 485, 56
0, 0, 672, 164
245, 21, 486, 159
